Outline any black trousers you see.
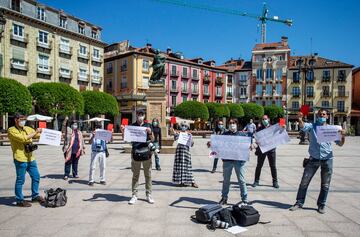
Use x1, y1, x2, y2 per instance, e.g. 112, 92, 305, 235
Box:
64, 153, 79, 177
254, 149, 277, 183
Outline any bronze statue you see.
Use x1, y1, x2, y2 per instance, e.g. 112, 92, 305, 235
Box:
150, 49, 166, 85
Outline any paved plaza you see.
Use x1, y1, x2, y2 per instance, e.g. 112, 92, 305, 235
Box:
0, 137, 359, 237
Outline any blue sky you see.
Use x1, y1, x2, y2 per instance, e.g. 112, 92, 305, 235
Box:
42, 0, 359, 67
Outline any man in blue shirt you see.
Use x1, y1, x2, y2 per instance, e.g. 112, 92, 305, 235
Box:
290, 108, 346, 214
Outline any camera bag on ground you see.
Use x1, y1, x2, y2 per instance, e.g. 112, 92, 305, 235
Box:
44, 188, 67, 208
194, 204, 223, 223
208, 207, 237, 230
231, 205, 260, 226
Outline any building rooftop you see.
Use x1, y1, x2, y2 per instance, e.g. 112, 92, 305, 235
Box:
253, 37, 290, 51
289, 56, 354, 69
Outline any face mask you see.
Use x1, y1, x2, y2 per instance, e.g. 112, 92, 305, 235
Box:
19, 120, 26, 127
262, 119, 269, 126
181, 126, 187, 131
152, 122, 158, 127
317, 117, 327, 125
137, 116, 145, 123
218, 124, 224, 130
72, 124, 78, 130
229, 124, 237, 132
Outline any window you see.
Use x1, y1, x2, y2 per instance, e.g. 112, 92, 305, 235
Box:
276, 68, 282, 80
275, 100, 282, 107
11, 0, 21, 12
143, 60, 149, 72
240, 74, 247, 81
216, 86, 222, 96
60, 38, 70, 51
338, 85, 345, 96
216, 72, 222, 78
204, 99, 209, 103
256, 85, 262, 96
12, 47, 25, 65
216, 100, 221, 103
142, 77, 149, 88
305, 101, 313, 109
292, 101, 299, 109
78, 24, 85, 35
38, 31, 48, 44
306, 86, 314, 97
338, 70, 346, 81
226, 86, 232, 95
337, 101, 345, 112
91, 30, 98, 39
182, 81, 187, 92
266, 68, 273, 80
240, 87, 247, 96
93, 48, 100, 59
38, 54, 49, 70
322, 101, 329, 108
79, 45, 87, 55
171, 65, 177, 75
293, 71, 300, 82
106, 62, 113, 74
192, 97, 197, 101
192, 69, 198, 79
266, 100, 272, 106
92, 69, 100, 80
121, 76, 127, 89
256, 69, 263, 80
79, 68, 87, 77
182, 67, 188, 77
322, 86, 330, 96
227, 75, 233, 84
122, 59, 127, 71
292, 86, 300, 96
13, 24, 24, 37
204, 70, 209, 76
323, 70, 330, 80
192, 83, 198, 93
60, 67, 70, 75
59, 17, 67, 28
171, 96, 177, 107
37, 7, 46, 21
306, 70, 314, 81
204, 84, 209, 95
266, 84, 272, 95
171, 80, 177, 90
276, 84, 282, 95
182, 96, 187, 102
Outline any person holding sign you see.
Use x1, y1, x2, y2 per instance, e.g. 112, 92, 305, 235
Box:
88, 125, 108, 186
121, 109, 154, 205
253, 115, 280, 189
8, 113, 45, 207
217, 118, 250, 205
171, 121, 198, 188
207, 120, 227, 173
290, 109, 346, 214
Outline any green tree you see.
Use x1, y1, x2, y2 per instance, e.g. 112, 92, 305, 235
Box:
174, 101, 209, 120
241, 103, 264, 122
81, 91, 119, 117
264, 105, 285, 123
28, 82, 84, 116
205, 102, 230, 120
226, 103, 244, 118
0, 77, 32, 115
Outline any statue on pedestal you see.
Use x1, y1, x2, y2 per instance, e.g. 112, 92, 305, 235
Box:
149, 49, 166, 85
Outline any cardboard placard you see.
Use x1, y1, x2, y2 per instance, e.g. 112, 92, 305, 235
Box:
107, 123, 113, 131
39, 121, 47, 128
121, 118, 129, 126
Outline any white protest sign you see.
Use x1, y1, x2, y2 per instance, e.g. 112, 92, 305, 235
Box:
316, 125, 342, 143
211, 135, 251, 161
39, 128, 62, 146
254, 124, 290, 153
178, 132, 192, 146
94, 129, 112, 142
124, 126, 147, 143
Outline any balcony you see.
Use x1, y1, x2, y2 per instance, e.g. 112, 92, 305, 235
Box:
335, 91, 349, 97
59, 69, 72, 79
78, 50, 89, 59
292, 93, 300, 98
321, 92, 331, 98
192, 90, 199, 95
215, 77, 224, 85
227, 79, 233, 85
36, 38, 52, 50
92, 54, 103, 63
170, 71, 179, 77
239, 80, 248, 86
203, 91, 210, 96
226, 92, 233, 98
337, 75, 346, 82
59, 44, 72, 55
322, 76, 331, 82
215, 93, 223, 98
91, 75, 102, 84
306, 93, 314, 98
292, 79, 300, 84
203, 75, 211, 83
37, 65, 52, 75
192, 74, 199, 80
182, 73, 189, 79
10, 59, 28, 71
306, 78, 315, 83
336, 107, 349, 113
239, 94, 248, 99
78, 73, 89, 82
170, 87, 178, 93
10, 30, 29, 44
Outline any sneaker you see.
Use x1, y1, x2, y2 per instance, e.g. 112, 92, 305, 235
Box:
146, 195, 155, 204
16, 200, 32, 207
31, 196, 45, 204
219, 197, 228, 205
211, 169, 216, 173
88, 182, 94, 186
191, 183, 199, 188
318, 205, 326, 214
273, 181, 280, 189
156, 167, 162, 171
252, 181, 259, 187
63, 176, 68, 180
100, 181, 106, 185
128, 195, 137, 205
239, 200, 248, 206
73, 175, 79, 178
289, 203, 302, 211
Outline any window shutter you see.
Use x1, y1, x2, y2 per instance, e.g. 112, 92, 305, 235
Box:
12, 47, 25, 60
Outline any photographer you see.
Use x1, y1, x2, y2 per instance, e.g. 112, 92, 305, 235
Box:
8, 113, 44, 207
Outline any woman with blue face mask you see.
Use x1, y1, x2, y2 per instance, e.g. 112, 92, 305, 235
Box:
171, 121, 198, 188
151, 118, 162, 171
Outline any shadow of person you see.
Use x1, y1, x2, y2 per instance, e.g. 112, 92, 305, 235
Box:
40, 174, 66, 180
191, 169, 211, 173
249, 200, 292, 209
68, 179, 89, 185
83, 193, 128, 202
152, 180, 177, 187
169, 196, 218, 209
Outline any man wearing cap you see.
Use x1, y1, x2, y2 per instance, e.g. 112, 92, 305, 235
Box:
8, 113, 44, 207
121, 109, 154, 205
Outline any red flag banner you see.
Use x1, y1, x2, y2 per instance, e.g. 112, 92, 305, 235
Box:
121, 118, 129, 126
107, 123, 113, 131
170, 117, 177, 124
300, 105, 310, 116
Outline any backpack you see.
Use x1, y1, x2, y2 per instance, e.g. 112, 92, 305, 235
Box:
194, 204, 223, 223
44, 188, 67, 208
231, 205, 260, 226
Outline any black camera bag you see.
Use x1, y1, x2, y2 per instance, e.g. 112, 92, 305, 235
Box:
44, 188, 67, 208
195, 204, 223, 223
231, 205, 260, 226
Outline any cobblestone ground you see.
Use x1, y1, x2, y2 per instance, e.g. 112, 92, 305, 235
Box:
0, 137, 359, 237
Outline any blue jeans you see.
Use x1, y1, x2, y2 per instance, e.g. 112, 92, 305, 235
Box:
222, 160, 248, 202
14, 159, 40, 202
295, 158, 333, 206
153, 142, 160, 169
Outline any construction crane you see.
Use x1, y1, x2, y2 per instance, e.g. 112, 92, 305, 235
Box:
154, 0, 293, 43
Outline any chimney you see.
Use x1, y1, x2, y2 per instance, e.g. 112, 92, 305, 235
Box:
167, 47, 172, 54
281, 36, 288, 46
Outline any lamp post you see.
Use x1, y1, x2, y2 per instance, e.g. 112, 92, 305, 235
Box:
0, 13, 6, 78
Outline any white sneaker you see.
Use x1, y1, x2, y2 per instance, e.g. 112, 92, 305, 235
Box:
146, 195, 155, 204
128, 195, 137, 205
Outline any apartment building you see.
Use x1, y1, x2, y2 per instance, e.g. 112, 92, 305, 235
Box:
0, 0, 106, 91
287, 55, 353, 125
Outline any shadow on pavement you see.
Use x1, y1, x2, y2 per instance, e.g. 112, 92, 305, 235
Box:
192, 168, 211, 173
68, 179, 89, 185
169, 197, 217, 209
250, 200, 292, 209
152, 180, 177, 187
83, 193, 128, 202
40, 174, 65, 180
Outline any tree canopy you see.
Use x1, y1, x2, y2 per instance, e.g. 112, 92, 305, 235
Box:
206, 102, 230, 120
174, 101, 209, 120
241, 103, 264, 122
264, 105, 285, 122
226, 103, 244, 118
81, 90, 119, 117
